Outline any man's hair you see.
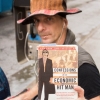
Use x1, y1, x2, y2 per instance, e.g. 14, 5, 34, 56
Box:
58, 13, 66, 19
42, 49, 49, 56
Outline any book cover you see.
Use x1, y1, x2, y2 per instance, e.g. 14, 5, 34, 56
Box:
37, 45, 78, 100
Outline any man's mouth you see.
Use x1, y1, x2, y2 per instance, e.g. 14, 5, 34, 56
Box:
42, 36, 48, 39
41, 35, 50, 39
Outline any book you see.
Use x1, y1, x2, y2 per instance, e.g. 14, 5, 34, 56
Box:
37, 45, 78, 100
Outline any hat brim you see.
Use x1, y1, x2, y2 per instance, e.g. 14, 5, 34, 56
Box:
17, 8, 82, 25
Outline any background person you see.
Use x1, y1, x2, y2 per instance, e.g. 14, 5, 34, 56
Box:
0, 67, 11, 99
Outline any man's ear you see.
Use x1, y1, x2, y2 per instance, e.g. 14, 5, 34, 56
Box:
63, 19, 68, 28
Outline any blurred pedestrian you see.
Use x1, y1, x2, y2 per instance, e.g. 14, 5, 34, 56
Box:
0, 67, 11, 99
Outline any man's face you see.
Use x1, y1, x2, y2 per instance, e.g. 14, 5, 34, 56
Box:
33, 14, 67, 44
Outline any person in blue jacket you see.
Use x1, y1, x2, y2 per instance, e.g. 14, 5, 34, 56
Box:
0, 67, 11, 99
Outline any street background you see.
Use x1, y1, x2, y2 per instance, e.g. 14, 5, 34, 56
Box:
0, 0, 100, 96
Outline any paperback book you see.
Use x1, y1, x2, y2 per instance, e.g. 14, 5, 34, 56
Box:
37, 45, 78, 100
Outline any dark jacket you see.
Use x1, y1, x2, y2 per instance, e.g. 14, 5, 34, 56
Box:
0, 67, 11, 100
39, 58, 55, 94
39, 58, 53, 81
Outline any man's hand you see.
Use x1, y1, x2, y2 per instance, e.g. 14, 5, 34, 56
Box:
74, 86, 86, 100
5, 96, 22, 100
5, 84, 38, 100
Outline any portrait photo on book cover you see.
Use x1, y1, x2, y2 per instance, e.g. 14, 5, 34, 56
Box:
38, 49, 55, 100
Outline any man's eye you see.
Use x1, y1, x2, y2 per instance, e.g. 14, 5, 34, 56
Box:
33, 19, 39, 24
47, 17, 52, 21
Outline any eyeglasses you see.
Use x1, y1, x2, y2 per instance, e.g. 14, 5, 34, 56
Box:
43, 51, 48, 53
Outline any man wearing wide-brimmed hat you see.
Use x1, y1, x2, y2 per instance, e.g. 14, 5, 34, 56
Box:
8, 0, 100, 100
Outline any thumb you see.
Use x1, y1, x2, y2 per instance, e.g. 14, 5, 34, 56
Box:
74, 86, 84, 98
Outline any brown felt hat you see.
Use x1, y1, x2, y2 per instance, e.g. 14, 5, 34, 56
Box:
17, 0, 82, 25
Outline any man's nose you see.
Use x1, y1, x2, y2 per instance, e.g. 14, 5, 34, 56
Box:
37, 22, 45, 32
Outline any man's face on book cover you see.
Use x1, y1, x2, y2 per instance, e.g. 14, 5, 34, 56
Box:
42, 50, 49, 58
